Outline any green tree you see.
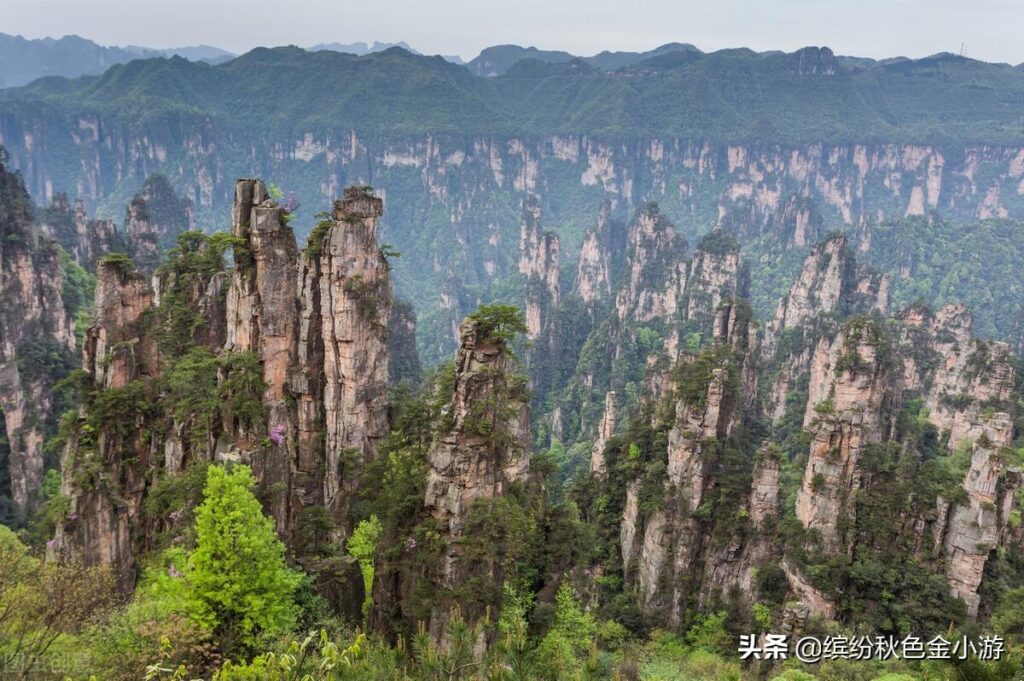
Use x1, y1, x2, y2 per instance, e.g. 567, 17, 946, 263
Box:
467, 304, 527, 344
186, 465, 301, 653
347, 515, 382, 617
536, 582, 597, 676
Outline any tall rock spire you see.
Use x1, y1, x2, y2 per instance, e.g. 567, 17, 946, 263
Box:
224, 178, 300, 528
318, 187, 393, 533
426, 318, 529, 637
0, 155, 75, 513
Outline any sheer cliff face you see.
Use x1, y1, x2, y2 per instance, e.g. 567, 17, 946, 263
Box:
418, 318, 530, 640
57, 259, 158, 589
518, 195, 560, 340
0, 158, 75, 512
763, 243, 1018, 619
762, 233, 889, 421
37, 194, 121, 269
86, 262, 158, 389
7, 131, 1022, 355
795, 320, 889, 552
614, 204, 686, 324
371, 317, 530, 642
53, 180, 401, 599
605, 234, 1023, 629
319, 188, 393, 530
936, 415, 1019, 617
11, 132, 1023, 237
224, 179, 300, 527
617, 306, 768, 626
223, 182, 393, 537
574, 201, 616, 307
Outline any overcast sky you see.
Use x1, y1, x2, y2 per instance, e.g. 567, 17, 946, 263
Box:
6, 0, 1023, 64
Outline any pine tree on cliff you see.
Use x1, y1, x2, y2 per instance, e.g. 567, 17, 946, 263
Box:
186, 465, 301, 653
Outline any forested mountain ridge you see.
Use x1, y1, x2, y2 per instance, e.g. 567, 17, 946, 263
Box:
2, 43, 1024, 369
0, 157, 1019, 678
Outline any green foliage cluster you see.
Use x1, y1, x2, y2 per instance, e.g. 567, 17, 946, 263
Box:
467, 303, 528, 345
156, 231, 242, 356
184, 465, 301, 651
12, 47, 1024, 142
868, 215, 1024, 340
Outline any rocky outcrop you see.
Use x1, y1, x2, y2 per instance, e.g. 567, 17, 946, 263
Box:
762, 237, 1020, 619
51, 180, 399, 607
762, 234, 888, 421
124, 175, 193, 273
619, 303, 770, 627
55, 257, 158, 590
85, 261, 159, 389
792, 46, 838, 76
573, 200, 620, 307
795, 320, 889, 552
934, 414, 1020, 617
614, 203, 687, 324
589, 391, 617, 476
317, 187, 392, 533
223, 178, 299, 526
518, 196, 560, 340
682, 230, 747, 331
0, 156, 75, 513
912, 305, 1014, 448
37, 194, 121, 268
413, 315, 532, 639
221, 182, 394, 538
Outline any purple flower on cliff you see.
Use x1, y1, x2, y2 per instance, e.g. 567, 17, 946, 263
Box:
67, 512, 78, 521
280, 191, 299, 214
269, 424, 287, 446
168, 564, 183, 578
46, 539, 56, 551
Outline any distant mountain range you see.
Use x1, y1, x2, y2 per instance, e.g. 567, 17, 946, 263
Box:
5, 32, 1023, 90
0, 34, 235, 87
307, 41, 419, 56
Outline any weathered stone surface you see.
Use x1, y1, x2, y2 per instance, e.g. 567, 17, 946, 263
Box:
37, 194, 121, 268
936, 414, 1019, 617
589, 390, 617, 476
318, 187, 392, 534
614, 204, 686, 324
86, 260, 158, 389
396, 317, 530, 642
0, 159, 76, 511
761, 235, 888, 422
574, 200, 617, 306
56, 257, 158, 591
622, 305, 769, 627
795, 322, 887, 552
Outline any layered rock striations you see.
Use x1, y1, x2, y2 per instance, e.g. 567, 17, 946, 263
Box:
54, 179, 403, 602
373, 315, 531, 642
518, 195, 561, 340
318, 188, 393, 532
55, 257, 158, 589
223, 178, 300, 526
761, 233, 888, 422
600, 229, 1022, 630
0, 155, 76, 514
